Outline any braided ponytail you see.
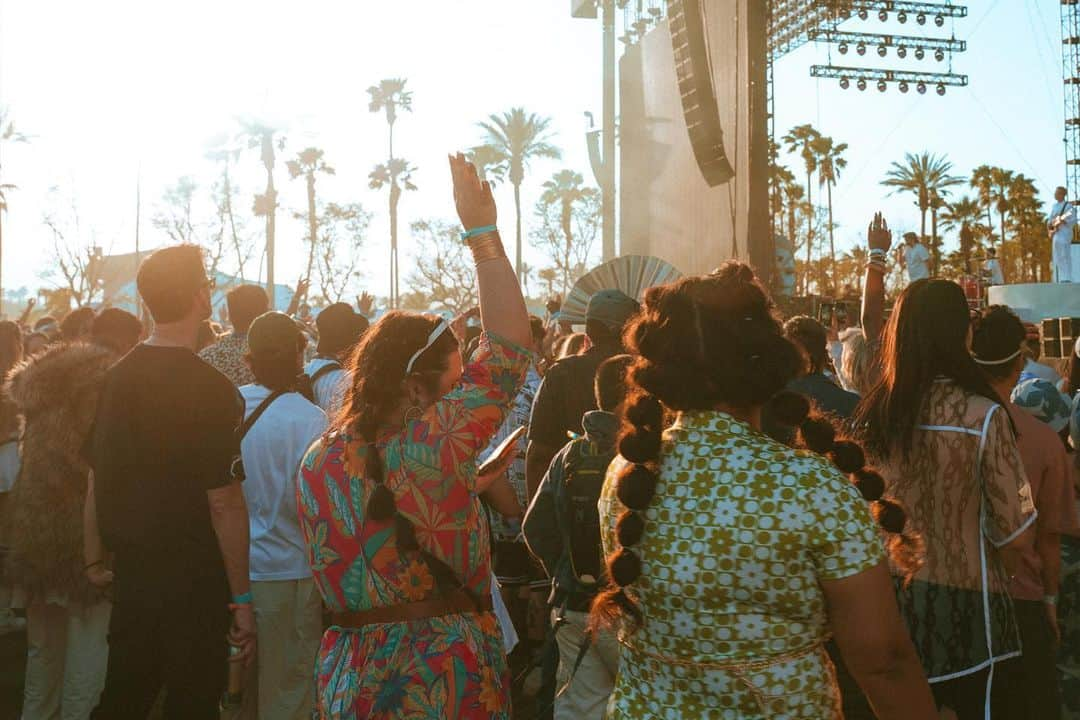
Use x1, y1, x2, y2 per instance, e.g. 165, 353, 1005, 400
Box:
769, 391, 924, 576
591, 391, 664, 633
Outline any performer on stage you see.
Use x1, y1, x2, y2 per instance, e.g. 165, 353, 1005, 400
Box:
1048, 186, 1076, 282
898, 232, 930, 283
984, 247, 1005, 286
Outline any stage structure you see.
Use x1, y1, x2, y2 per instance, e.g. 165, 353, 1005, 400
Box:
1063, 0, 1080, 202
575, 0, 967, 288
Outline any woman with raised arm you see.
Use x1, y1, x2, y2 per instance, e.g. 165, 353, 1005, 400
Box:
592, 263, 935, 719
296, 154, 531, 719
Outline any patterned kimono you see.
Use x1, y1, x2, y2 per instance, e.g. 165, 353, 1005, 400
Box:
876, 380, 1036, 685
297, 334, 530, 719
599, 411, 883, 719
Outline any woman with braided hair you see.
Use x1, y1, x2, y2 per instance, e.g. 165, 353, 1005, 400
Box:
296, 155, 532, 719
856, 280, 1037, 719
591, 262, 934, 719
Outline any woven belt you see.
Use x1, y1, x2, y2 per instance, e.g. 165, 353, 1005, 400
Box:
330, 588, 493, 628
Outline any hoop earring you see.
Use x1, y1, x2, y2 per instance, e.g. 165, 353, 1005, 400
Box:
404, 405, 424, 426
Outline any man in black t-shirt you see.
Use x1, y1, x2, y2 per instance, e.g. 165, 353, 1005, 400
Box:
525, 289, 639, 499
84, 245, 255, 719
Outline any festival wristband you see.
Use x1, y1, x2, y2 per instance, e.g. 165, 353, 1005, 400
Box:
232, 591, 253, 605
1045, 595, 1059, 606
460, 224, 498, 242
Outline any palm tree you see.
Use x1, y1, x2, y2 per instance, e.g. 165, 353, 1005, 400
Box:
812, 135, 847, 292
369, 159, 417, 308
466, 145, 507, 186
0, 107, 29, 305
238, 119, 286, 305
970, 165, 998, 239
478, 108, 562, 281
783, 181, 806, 292
939, 195, 983, 273
881, 152, 964, 244
287, 147, 335, 296
991, 167, 1016, 250
368, 78, 414, 308
769, 160, 795, 240
540, 169, 590, 293
781, 124, 822, 277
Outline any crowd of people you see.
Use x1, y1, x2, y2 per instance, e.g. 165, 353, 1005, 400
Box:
0, 157, 1077, 720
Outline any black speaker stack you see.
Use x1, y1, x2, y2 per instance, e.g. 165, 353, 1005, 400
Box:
1041, 317, 1080, 359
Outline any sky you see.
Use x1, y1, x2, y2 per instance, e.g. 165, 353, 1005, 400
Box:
0, 0, 1067, 302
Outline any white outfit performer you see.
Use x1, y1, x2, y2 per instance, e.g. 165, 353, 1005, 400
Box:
983, 256, 1004, 286
1048, 190, 1077, 282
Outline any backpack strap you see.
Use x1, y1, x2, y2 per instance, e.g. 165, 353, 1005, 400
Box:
309, 361, 343, 385
239, 390, 288, 441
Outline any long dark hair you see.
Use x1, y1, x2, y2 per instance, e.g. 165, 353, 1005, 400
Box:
333, 312, 459, 547
592, 262, 918, 633
855, 279, 1011, 460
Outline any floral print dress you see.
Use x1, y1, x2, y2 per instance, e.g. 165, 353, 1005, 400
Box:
297, 333, 530, 719
599, 411, 883, 719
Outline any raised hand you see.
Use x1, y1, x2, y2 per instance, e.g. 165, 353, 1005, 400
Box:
449, 153, 496, 231
867, 212, 892, 253
356, 291, 375, 317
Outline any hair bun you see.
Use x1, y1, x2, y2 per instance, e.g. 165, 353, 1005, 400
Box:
852, 468, 886, 501
800, 416, 837, 454
830, 441, 866, 474
608, 547, 642, 586
616, 464, 659, 511
625, 393, 663, 428
874, 499, 907, 534
769, 391, 811, 427
368, 483, 396, 521
619, 426, 662, 464
616, 511, 646, 547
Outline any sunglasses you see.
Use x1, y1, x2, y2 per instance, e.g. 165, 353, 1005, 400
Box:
405, 319, 451, 375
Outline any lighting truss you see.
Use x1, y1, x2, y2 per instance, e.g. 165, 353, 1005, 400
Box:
810, 64, 968, 88
808, 29, 966, 54
769, 1, 841, 58
1063, 0, 1080, 201
832, 1, 967, 17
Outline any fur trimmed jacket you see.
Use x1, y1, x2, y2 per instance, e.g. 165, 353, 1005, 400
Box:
4, 341, 116, 605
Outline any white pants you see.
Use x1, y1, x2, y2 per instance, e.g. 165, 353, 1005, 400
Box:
22, 601, 110, 720
552, 609, 620, 720
239, 578, 323, 720
1055, 234, 1073, 282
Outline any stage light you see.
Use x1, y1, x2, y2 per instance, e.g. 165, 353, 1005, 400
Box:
897, 11, 908, 24
915, 48, 925, 60
877, 44, 888, 57
838, 42, 849, 54
935, 14, 945, 27
839, 77, 850, 89
856, 42, 866, 56
916, 13, 927, 25
857, 78, 867, 91
858, 9, 869, 20
840, 8, 851, 20
917, 81, 927, 94
936, 83, 946, 96
877, 80, 888, 92
934, 49, 945, 62
878, 10, 888, 22
899, 81, 909, 93
896, 45, 907, 58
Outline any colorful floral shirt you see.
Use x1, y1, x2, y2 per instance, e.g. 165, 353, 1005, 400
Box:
297, 333, 530, 719
599, 411, 883, 719
198, 332, 255, 387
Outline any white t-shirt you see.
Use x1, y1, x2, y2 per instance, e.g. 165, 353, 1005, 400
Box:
984, 258, 1004, 286
239, 384, 328, 581
904, 243, 930, 281
304, 357, 350, 415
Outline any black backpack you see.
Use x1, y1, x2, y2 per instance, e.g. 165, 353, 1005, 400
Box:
557, 440, 615, 598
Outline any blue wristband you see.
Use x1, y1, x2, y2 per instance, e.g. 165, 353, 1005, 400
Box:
232, 591, 253, 605
460, 225, 497, 242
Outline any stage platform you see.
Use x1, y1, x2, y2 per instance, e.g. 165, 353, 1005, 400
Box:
987, 282, 1080, 323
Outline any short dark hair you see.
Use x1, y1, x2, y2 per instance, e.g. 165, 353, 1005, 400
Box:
1058, 186, 1068, 194
92, 308, 142, 355
585, 318, 622, 351
784, 316, 828, 374
60, 307, 96, 342
971, 305, 1027, 380
595, 354, 634, 412
226, 285, 270, 334
137, 245, 207, 324
247, 334, 307, 392
529, 315, 545, 345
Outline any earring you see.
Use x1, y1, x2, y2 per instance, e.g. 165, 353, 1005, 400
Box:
404, 405, 423, 426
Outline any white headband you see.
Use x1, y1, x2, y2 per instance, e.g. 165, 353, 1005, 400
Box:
405, 319, 451, 375
972, 347, 1023, 366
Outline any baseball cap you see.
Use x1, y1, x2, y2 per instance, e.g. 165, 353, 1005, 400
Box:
247, 311, 303, 356
585, 289, 640, 330
317, 303, 368, 347
1011, 378, 1072, 433
903, 232, 919, 242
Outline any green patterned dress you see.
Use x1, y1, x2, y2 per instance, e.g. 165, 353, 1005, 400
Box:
598, 411, 884, 719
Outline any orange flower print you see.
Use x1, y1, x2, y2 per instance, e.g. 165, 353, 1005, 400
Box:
479, 666, 501, 713
399, 559, 434, 601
